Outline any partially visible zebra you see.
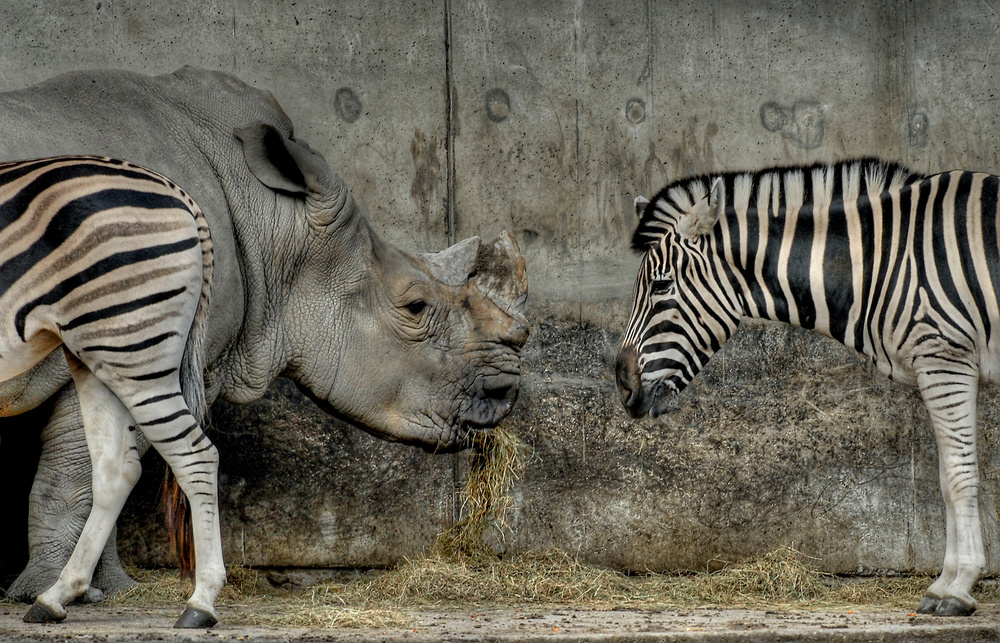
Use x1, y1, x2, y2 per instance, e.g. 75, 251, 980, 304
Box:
617, 158, 1000, 617
0, 156, 220, 627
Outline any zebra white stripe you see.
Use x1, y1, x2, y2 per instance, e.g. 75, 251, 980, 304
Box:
0, 156, 222, 627
617, 158, 1000, 617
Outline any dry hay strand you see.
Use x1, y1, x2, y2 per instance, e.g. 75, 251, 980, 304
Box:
107, 565, 410, 629
304, 547, 882, 612
238, 599, 410, 630
822, 575, 929, 610
346, 549, 635, 607
107, 563, 277, 607
433, 426, 527, 563
679, 547, 831, 606
50, 549, 955, 629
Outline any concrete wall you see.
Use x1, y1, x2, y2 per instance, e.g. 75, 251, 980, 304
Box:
3, 0, 1000, 576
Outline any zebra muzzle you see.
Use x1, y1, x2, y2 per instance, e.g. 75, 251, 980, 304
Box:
616, 346, 646, 416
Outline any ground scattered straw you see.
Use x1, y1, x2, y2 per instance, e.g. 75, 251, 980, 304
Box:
6, 427, 985, 629
96, 547, 951, 630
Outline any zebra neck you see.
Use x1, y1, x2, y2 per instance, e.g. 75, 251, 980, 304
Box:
719, 198, 875, 354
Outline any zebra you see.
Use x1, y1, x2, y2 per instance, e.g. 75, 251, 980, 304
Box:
0, 156, 220, 627
616, 157, 1000, 617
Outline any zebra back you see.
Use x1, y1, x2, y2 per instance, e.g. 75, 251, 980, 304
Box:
631, 158, 921, 251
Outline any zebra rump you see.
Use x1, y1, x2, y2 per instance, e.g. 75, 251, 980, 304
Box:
0, 156, 213, 421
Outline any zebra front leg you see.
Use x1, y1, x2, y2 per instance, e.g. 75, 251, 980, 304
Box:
25, 352, 141, 623
125, 391, 224, 628
915, 368, 984, 617
10, 383, 142, 603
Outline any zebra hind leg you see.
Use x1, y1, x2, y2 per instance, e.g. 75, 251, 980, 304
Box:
915, 368, 984, 617
25, 350, 142, 623
121, 382, 225, 628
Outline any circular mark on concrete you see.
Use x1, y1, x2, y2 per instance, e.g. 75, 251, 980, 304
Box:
791, 101, 824, 149
760, 102, 788, 132
334, 87, 362, 124
485, 88, 511, 123
759, 100, 824, 149
908, 111, 929, 148
625, 97, 646, 125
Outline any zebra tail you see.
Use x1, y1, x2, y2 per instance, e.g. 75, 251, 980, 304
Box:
161, 468, 196, 580
164, 198, 215, 581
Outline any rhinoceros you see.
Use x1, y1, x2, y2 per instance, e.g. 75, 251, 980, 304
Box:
0, 67, 529, 627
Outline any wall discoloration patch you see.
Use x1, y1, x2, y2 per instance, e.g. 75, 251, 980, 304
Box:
410, 128, 442, 242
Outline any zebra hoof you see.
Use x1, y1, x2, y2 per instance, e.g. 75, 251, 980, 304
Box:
934, 597, 977, 617
916, 596, 940, 614
174, 606, 218, 629
23, 602, 65, 623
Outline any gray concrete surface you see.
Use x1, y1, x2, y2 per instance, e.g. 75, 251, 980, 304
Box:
3, 0, 1000, 582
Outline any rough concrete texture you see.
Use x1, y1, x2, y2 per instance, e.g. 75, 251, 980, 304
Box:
3, 0, 1000, 580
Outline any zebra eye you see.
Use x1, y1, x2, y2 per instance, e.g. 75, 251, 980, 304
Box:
651, 279, 674, 295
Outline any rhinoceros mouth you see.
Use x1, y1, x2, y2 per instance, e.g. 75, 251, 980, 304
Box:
463, 372, 521, 424
296, 371, 521, 454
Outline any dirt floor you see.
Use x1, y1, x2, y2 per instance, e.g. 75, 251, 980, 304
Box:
2, 602, 1000, 642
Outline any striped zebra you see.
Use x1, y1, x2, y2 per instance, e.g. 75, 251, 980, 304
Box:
616, 158, 1000, 617
0, 156, 221, 627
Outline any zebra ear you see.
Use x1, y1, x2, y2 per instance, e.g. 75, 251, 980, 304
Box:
677, 178, 724, 238
633, 196, 650, 220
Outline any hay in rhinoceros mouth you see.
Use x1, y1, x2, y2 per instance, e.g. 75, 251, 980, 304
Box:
433, 426, 528, 563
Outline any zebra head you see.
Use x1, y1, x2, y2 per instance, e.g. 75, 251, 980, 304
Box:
617, 177, 744, 418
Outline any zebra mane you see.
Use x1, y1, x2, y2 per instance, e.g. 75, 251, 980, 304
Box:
631, 158, 921, 251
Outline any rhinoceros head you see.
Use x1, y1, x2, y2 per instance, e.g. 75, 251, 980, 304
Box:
235, 123, 529, 452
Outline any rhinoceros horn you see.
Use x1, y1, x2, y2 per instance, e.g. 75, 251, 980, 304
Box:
423, 231, 528, 314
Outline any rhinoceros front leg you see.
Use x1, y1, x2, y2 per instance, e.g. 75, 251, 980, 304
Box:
7, 383, 146, 603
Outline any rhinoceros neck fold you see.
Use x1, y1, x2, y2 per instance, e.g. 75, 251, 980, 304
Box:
209, 177, 305, 406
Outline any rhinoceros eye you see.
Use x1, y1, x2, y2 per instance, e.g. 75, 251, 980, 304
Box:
404, 299, 428, 315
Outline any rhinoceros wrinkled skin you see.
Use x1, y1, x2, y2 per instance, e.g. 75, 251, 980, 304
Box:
0, 67, 529, 615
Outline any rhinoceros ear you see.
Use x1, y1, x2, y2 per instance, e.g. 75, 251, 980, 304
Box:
235, 122, 330, 197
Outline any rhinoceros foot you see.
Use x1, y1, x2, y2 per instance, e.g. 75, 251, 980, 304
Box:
7, 538, 134, 603
6, 559, 60, 603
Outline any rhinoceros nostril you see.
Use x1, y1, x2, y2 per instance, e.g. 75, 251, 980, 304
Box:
484, 378, 519, 407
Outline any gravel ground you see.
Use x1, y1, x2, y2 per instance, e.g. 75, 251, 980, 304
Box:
2, 602, 1000, 642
